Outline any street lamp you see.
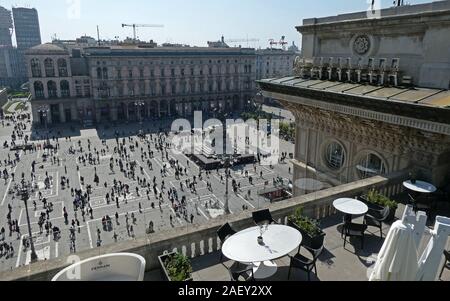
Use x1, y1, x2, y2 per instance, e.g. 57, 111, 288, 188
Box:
20, 180, 38, 262
220, 153, 238, 215
134, 101, 145, 128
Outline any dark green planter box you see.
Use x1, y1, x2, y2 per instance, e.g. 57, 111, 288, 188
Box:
158, 252, 193, 282
288, 220, 326, 250
360, 195, 397, 223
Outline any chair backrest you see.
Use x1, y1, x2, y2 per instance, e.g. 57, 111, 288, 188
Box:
252, 209, 274, 225
444, 250, 450, 262
217, 223, 236, 243
368, 58, 375, 70
378, 58, 387, 71
380, 206, 391, 220
391, 58, 400, 71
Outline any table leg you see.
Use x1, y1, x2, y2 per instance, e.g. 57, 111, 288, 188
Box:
252, 261, 278, 279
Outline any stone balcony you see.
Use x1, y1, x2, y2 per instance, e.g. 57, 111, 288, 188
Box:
1, 171, 449, 281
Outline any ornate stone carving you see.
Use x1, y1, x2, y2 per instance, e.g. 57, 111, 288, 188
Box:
353, 35, 371, 55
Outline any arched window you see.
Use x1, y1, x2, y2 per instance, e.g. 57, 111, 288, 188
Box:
34, 81, 44, 98
102, 67, 108, 79
324, 142, 345, 170
356, 152, 387, 179
60, 80, 70, 97
44, 58, 55, 77
47, 81, 57, 98
97, 67, 102, 79
57, 58, 68, 77
31, 59, 41, 77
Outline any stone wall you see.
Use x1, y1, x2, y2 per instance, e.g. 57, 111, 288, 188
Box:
297, 2, 450, 89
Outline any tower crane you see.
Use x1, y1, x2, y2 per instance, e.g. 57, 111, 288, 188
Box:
121, 23, 164, 42
225, 37, 259, 47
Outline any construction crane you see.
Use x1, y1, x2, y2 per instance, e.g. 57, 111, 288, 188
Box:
121, 23, 164, 42
225, 38, 259, 47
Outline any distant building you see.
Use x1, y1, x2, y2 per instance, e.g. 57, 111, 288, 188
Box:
0, 6, 22, 88
255, 48, 296, 106
0, 45, 20, 86
26, 44, 256, 126
255, 48, 296, 80
0, 6, 13, 47
12, 7, 42, 80
288, 41, 299, 53
0, 87, 7, 112
207, 36, 229, 48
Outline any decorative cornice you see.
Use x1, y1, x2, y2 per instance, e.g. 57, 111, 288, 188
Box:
260, 85, 450, 136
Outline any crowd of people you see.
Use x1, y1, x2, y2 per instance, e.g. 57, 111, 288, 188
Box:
0, 109, 293, 270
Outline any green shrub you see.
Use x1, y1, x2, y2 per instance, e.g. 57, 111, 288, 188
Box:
288, 207, 322, 237
164, 253, 192, 281
366, 189, 398, 210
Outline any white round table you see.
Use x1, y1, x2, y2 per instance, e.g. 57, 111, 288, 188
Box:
333, 198, 369, 216
403, 180, 437, 194
222, 225, 302, 279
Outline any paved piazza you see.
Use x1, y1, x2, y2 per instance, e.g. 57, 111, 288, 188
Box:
0, 108, 293, 272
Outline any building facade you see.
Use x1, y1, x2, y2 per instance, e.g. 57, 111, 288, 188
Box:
12, 7, 42, 80
255, 49, 296, 80
0, 6, 13, 47
26, 44, 257, 125
0, 6, 21, 87
0, 87, 7, 109
258, 1, 450, 195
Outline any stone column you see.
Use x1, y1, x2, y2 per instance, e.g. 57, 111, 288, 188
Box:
95, 105, 101, 124
111, 104, 118, 121
31, 105, 39, 125
59, 103, 66, 123
56, 79, 62, 98
158, 100, 161, 118
71, 103, 77, 122
43, 81, 49, 98
47, 108, 52, 125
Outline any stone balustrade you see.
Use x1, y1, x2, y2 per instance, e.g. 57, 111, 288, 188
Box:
0, 171, 407, 281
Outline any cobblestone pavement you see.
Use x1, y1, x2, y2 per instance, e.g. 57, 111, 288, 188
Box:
0, 107, 294, 272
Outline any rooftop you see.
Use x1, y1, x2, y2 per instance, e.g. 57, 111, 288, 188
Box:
300, 0, 450, 28
80, 46, 256, 57
26, 43, 68, 55
260, 77, 450, 109
257, 77, 450, 128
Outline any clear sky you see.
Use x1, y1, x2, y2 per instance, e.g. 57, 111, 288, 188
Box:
2, 0, 432, 48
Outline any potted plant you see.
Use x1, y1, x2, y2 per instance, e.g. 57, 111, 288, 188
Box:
288, 208, 326, 250
365, 189, 399, 222
158, 251, 193, 281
